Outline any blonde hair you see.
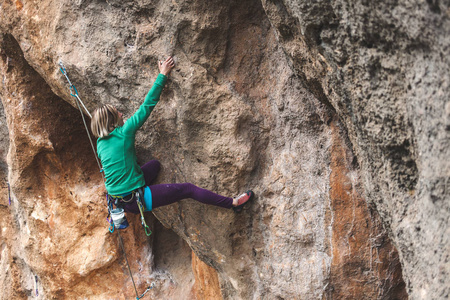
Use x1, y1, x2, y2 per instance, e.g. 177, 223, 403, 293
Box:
91, 104, 120, 138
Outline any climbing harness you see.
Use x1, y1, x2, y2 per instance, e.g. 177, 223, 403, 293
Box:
107, 189, 151, 236
59, 63, 152, 299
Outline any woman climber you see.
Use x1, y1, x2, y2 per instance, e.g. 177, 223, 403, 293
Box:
90, 56, 253, 214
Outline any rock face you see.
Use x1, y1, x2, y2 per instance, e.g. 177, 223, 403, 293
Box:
259, 0, 449, 298
0, 0, 447, 299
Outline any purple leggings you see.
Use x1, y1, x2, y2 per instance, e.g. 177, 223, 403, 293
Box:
125, 160, 232, 212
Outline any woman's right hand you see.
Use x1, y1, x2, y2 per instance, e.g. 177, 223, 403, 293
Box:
158, 56, 175, 76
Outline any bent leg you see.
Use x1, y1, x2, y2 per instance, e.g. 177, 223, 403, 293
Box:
141, 160, 161, 186
150, 183, 233, 209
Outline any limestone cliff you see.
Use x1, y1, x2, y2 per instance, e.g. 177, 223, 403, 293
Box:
0, 0, 448, 299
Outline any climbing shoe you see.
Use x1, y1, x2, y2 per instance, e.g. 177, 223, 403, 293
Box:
233, 190, 254, 213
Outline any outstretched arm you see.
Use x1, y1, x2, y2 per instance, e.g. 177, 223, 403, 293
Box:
123, 56, 175, 134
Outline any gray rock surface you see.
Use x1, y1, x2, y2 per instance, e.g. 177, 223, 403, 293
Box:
260, 0, 449, 298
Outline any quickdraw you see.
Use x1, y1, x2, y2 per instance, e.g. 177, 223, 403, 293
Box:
59, 62, 91, 118
136, 189, 152, 236
137, 284, 155, 299
59, 61, 103, 180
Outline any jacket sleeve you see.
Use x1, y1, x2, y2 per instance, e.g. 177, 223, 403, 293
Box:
122, 73, 168, 135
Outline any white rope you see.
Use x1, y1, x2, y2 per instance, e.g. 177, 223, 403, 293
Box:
75, 94, 92, 119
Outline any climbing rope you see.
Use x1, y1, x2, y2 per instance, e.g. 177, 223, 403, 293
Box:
117, 229, 140, 299
59, 62, 152, 299
58, 62, 91, 118
59, 62, 103, 178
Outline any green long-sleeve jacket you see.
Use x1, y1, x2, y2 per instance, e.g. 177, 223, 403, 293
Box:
97, 74, 167, 195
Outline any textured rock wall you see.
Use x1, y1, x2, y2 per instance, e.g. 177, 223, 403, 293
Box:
0, 0, 447, 299
259, 0, 449, 298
